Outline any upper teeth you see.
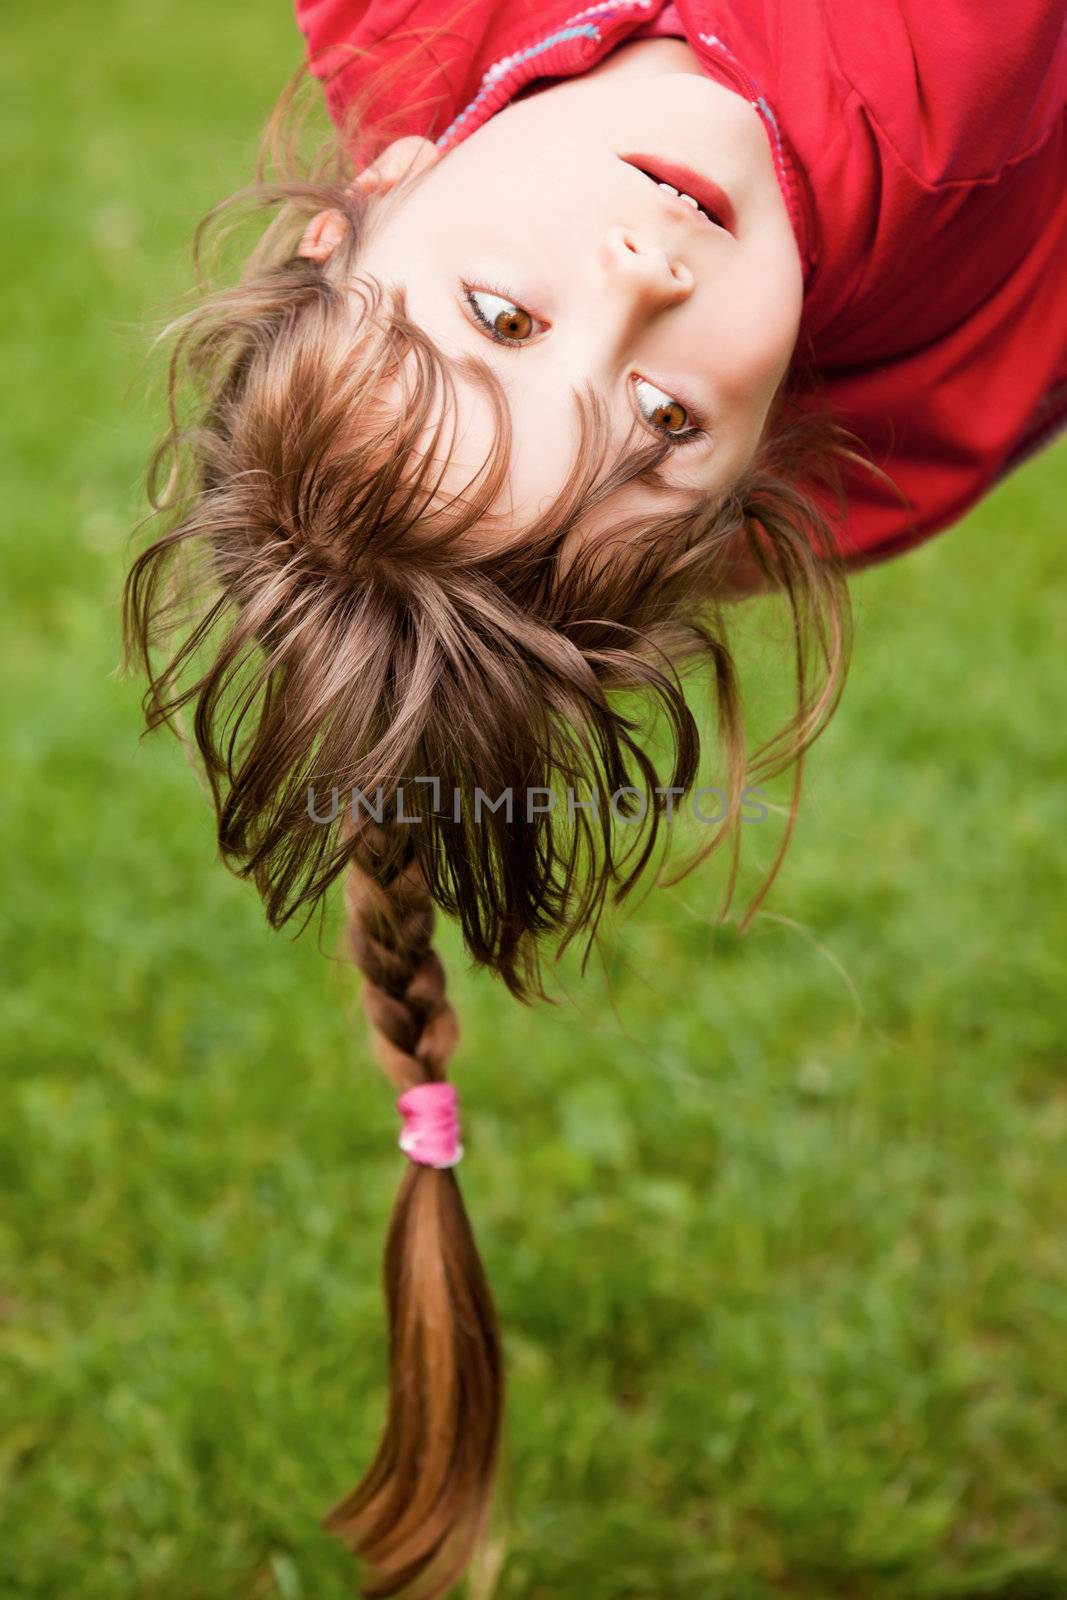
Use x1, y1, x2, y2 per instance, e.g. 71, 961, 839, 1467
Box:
655, 180, 709, 220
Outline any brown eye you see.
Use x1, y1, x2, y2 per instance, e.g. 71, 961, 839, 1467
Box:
633, 377, 699, 440
461, 285, 707, 450
463, 287, 544, 345
493, 304, 533, 339
648, 396, 688, 433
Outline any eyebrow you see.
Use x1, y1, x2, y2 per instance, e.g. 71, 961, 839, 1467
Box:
444, 294, 710, 495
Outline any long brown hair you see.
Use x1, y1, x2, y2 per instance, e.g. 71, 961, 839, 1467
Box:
120, 42, 878, 1599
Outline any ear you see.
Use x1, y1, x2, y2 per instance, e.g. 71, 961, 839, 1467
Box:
297, 208, 350, 262
349, 135, 441, 198
297, 137, 441, 261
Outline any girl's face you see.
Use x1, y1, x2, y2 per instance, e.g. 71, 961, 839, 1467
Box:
350, 42, 804, 534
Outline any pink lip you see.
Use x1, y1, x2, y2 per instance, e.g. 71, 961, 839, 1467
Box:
619, 152, 737, 237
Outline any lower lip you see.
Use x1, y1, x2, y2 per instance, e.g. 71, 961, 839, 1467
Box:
620, 152, 737, 236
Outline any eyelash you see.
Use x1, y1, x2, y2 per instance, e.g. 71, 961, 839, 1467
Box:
460, 279, 708, 449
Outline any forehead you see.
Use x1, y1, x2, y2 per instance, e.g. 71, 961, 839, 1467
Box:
422, 353, 711, 550
348, 290, 663, 497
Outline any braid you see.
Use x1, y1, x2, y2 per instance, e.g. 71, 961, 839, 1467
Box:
320, 819, 506, 1600
343, 828, 459, 1086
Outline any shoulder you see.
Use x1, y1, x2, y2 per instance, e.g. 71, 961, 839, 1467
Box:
816, 0, 1066, 185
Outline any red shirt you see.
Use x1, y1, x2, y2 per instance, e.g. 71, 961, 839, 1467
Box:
295, 0, 1067, 570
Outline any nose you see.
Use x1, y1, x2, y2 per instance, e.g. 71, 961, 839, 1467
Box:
574, 225, 696, 425
600, 224, 694, 307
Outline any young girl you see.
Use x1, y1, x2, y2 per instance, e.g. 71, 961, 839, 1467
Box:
121, 1, 1066, 1595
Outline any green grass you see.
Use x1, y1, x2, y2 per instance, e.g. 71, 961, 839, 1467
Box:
2, 3, 1066, 1597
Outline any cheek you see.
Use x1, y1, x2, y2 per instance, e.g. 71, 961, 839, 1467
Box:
716, 264, 801, 394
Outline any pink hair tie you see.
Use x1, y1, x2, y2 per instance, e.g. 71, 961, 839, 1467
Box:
396, 1081, 464, 1169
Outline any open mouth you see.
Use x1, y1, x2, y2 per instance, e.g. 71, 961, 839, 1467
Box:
620, 153, 736, 236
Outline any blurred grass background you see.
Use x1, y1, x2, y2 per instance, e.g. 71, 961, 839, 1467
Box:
1, 2, 1065, 1597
